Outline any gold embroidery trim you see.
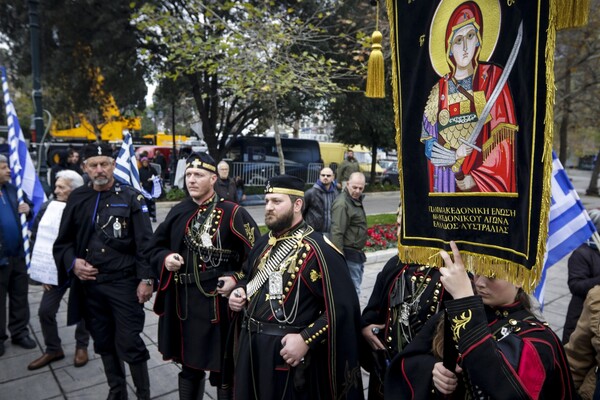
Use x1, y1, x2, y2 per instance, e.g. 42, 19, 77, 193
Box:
244, 222, 255, 247
310, 269, 322, 282
451, 309, 472, 342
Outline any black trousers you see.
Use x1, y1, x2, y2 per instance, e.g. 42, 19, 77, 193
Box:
82, 276, 149, 364
0, 256, 30, 342
38, 282, 90, 353
146, 198, 156, 219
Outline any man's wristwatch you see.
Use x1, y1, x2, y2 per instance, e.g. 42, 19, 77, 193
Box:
141, 279, 153, 286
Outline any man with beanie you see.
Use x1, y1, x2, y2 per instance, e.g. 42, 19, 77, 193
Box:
229, 174, 364, 400
54, 143, 154, 400
149, 152, 259, 400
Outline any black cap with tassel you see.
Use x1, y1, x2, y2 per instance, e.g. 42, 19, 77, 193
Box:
366, 0, 385, 98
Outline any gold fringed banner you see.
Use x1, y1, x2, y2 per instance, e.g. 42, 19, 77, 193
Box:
556, 0, 590, 29
386, 0, 558, 292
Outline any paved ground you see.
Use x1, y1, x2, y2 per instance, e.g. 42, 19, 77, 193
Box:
1, 168, 598, 399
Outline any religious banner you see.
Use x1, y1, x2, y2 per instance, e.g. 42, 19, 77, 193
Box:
386, 0, 564, 290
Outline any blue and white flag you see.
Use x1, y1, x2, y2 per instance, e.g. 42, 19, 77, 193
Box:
114, 132, 151, 198
2, 66, 47, 267
151, 175, 162, 198
114, 132, 155, 199
534, 152, 596, 309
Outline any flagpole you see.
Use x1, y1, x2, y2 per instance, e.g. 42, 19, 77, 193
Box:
592, 231, 600, 250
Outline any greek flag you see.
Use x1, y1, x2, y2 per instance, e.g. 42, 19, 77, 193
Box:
151, 175, 162, 198
534, 152, 596, 309
2, 66, 47, 267
114, 132, 152, 199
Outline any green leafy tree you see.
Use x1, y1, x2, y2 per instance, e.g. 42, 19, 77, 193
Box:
0, 1, 148, 134
135, 1, 365, 166
329, 90, 396, 184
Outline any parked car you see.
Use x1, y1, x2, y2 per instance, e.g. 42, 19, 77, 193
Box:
378, 158, 397, 170
381, 164, 399, 186
225, 136, 322, 185
578, 154, 597, 170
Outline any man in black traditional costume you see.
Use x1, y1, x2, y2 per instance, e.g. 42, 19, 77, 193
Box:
229, 174, 364, 400
149, 152, 259, 400
361, 211, 449, 400
53, 143, 154, 400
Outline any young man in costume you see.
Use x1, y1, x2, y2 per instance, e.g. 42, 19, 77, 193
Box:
361, 209, 448, 399
53, 144, 154, 400
229, 174, 364, 400
149, 152, 259, 400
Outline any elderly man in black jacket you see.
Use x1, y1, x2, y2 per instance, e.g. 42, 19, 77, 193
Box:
54, 144, 155, 400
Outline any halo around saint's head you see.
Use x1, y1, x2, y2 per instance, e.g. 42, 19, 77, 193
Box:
429, 0, 501, 77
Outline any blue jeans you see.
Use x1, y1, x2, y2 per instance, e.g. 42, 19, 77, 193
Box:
346, 260, 364, 296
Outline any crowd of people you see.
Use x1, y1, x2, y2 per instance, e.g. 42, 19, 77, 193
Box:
1, 145, 599, 399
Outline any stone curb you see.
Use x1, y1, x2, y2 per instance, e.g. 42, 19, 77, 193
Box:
366, 248, 397, 265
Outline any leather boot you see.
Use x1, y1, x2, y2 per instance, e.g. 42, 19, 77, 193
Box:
101, 354, 128, 400
217, 386, 233, 400
129, 361, 151, 400
197, 375, 206, 400
178, 371, 205, 400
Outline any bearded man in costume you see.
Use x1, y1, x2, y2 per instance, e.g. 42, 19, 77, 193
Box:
229, 175, 364, 400
149, 152, 259, 400
421, 1, 518, 193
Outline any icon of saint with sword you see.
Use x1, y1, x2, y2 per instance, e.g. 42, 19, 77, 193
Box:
421, 0, 519, 193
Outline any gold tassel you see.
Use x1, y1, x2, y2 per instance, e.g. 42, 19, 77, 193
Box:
556, 0, 590, 30
366, 1, 385, 98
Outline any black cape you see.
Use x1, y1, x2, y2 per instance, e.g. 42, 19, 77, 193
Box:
150, 195, 259, 372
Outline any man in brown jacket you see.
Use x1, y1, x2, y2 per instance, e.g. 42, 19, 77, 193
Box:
565, 285, 600, 399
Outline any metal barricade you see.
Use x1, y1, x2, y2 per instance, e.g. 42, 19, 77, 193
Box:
230, 161, 323, 186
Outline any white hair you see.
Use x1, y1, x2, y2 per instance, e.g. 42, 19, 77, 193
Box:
55, 170, 84, 189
